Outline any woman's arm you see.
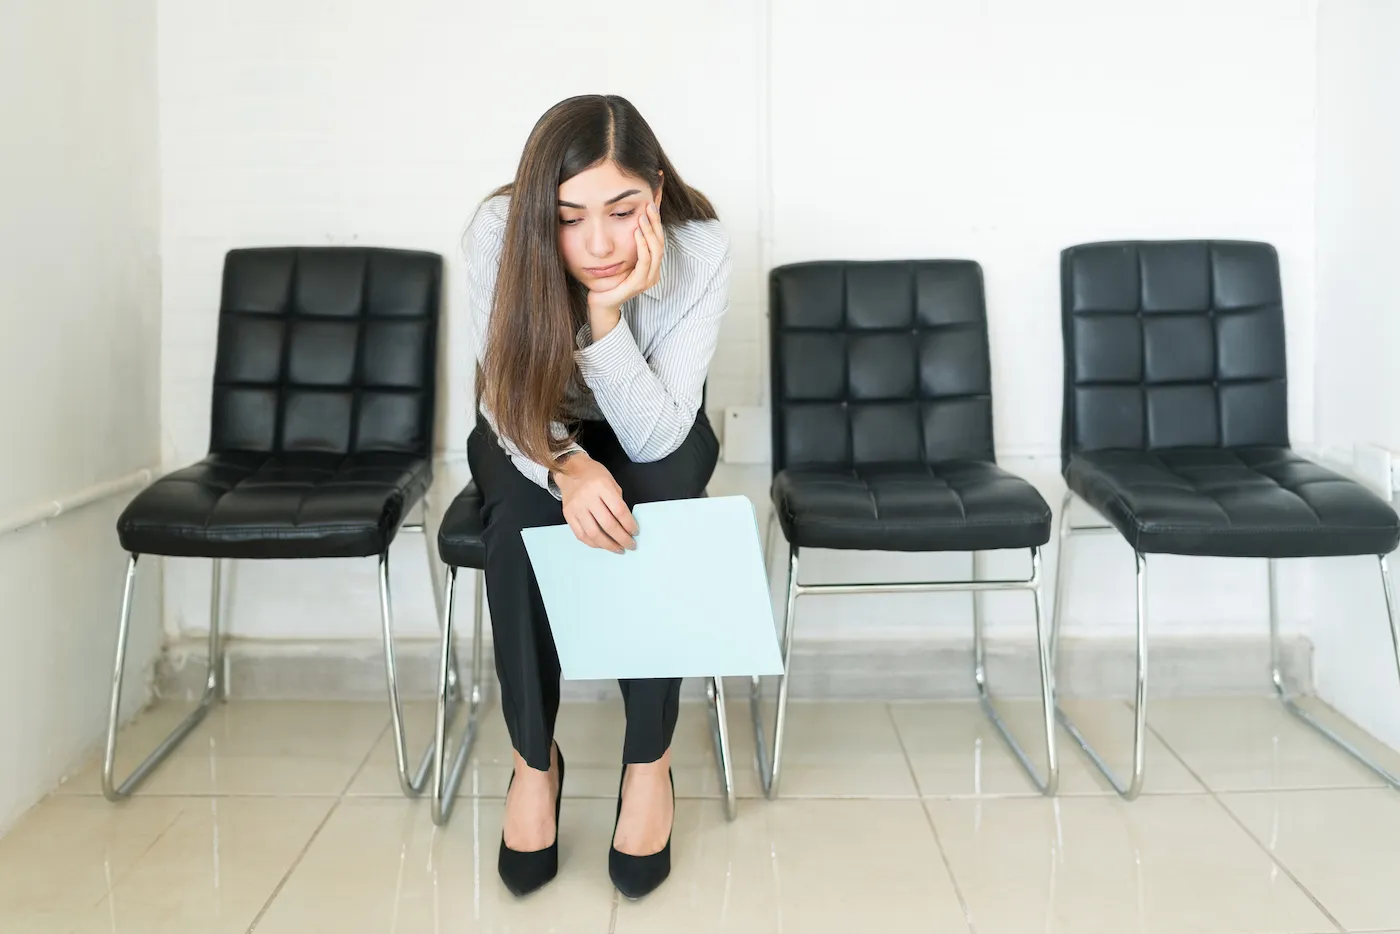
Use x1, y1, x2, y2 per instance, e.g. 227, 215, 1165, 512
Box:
465, 201, 582, 498
573, 226, 731, 463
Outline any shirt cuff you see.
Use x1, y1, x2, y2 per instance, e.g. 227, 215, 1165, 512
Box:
545, 445, 585, 500
574, 317, 643, 384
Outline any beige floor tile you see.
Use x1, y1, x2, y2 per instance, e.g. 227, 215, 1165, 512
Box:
666, 698, 763, 800
928, 795, 1332, 934
20, 699, 1397, 934
70, 744, 374, 798
347, 697, 909, 807
0, 796, 185, 931
344, 701, 473, 798
57, 701, 389, 797
614, 798, 970, 933
1147, 697, 1400, 792
1220, 788, 1400, 932
0, 917, 78, 933
60, 797, 332, 934
747, 700, 919, 797
348, 699, 764, 801
251, 797, 617, 934
188, 701, 390, 757
545, 697, 762, 801
53, 703, 204, 794
893, 699, 1205, 797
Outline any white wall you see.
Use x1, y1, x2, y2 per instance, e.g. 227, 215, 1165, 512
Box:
769, 0, 1319, 641
157, 0, 764, 643
0, 1, 163, 831
1310, 0, 1400, 749
157, 2, 1320, 651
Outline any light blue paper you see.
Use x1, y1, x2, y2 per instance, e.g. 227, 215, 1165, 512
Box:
520, 495, 784, 681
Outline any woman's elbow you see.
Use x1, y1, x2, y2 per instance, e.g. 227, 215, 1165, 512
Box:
623, 438, 679, 464
621, 423, 691, 464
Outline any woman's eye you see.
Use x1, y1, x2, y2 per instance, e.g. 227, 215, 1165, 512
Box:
612, 209, 636, 219
559, 217, 582, 227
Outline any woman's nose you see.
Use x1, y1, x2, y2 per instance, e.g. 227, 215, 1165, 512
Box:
586, 221, 611, 258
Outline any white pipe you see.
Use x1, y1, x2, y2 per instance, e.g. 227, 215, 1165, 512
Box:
0, 468, 156, 539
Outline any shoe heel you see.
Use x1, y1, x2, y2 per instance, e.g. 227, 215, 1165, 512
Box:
608, 764, 674, 900
498, 747, 566, 897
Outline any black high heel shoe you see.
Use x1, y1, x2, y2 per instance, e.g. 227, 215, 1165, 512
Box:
608, 763, 674, 900
498, 746, 565, 897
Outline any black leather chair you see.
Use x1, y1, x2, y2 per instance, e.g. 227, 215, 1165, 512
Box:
1053, 240, 1400, 799
426, 481, 488, 825
106, 246, 460, 802
754, 260, 1058, 797
431, 413, 738, 825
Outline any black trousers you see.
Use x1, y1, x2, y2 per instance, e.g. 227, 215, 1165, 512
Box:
468, 414, 720, 772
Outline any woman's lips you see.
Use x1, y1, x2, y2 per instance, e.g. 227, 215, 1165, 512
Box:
584, 262, 624, 277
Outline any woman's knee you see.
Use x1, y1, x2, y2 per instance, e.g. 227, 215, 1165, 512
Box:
616, 461, 707, 505
614, 421, 718, 505
481, 499, 563, 561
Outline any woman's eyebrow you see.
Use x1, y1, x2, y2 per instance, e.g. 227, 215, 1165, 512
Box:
557, 189, 641, 210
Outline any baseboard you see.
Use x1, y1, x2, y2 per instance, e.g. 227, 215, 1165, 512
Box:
156, 634, 1313, 703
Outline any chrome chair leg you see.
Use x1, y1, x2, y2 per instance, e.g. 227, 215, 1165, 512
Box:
1054, 546, 1150, 800
432, 566, 486, 825
1049, 488, 1075, 671
973, 547, 1059, 794
751, 545, 800, 799
1385, 556, 1400, 697
404, 518, 459, 702
707, 676, 736, 820
380, 549, 461, 798
748, 507, 779, 783
103, 555, 226, 801
1268, 556, 1400, 789
753, 528, 1057, 799
207, 557, 227, 701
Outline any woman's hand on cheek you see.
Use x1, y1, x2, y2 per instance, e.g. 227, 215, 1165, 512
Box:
585, 202, 665, 317
553, 453, 638, 554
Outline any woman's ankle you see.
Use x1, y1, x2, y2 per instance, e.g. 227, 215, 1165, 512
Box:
512, 744, 558, 779
622, 749, 672, 788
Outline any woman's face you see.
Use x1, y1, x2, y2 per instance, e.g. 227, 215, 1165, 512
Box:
556, 160, 661, 292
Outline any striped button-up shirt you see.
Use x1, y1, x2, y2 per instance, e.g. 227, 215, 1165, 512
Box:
464, 194, 732, 496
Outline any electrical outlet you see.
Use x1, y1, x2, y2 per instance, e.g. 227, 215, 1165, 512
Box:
722, 406, 770, 464
1352, 442, 1396, 501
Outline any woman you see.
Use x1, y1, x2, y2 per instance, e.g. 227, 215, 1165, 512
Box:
464, 94, 729, 899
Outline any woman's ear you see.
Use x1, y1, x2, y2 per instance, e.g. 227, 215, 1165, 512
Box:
654, 170, 664, 209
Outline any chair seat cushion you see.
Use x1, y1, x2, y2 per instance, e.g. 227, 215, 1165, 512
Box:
1065, 448, 1400, 558
437, 481, 486, 569
436, 480, 715, 570
117, 452, 431, 559
772, 462, 1052, 553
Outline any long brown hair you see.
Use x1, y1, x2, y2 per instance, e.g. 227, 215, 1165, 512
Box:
480, 94, 718, 467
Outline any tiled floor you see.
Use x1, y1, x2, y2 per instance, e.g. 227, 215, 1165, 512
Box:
6, 695, 1400, 933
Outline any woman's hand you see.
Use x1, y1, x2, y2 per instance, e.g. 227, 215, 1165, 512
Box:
553, 453, 638, 554
586, 202, 665, 317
